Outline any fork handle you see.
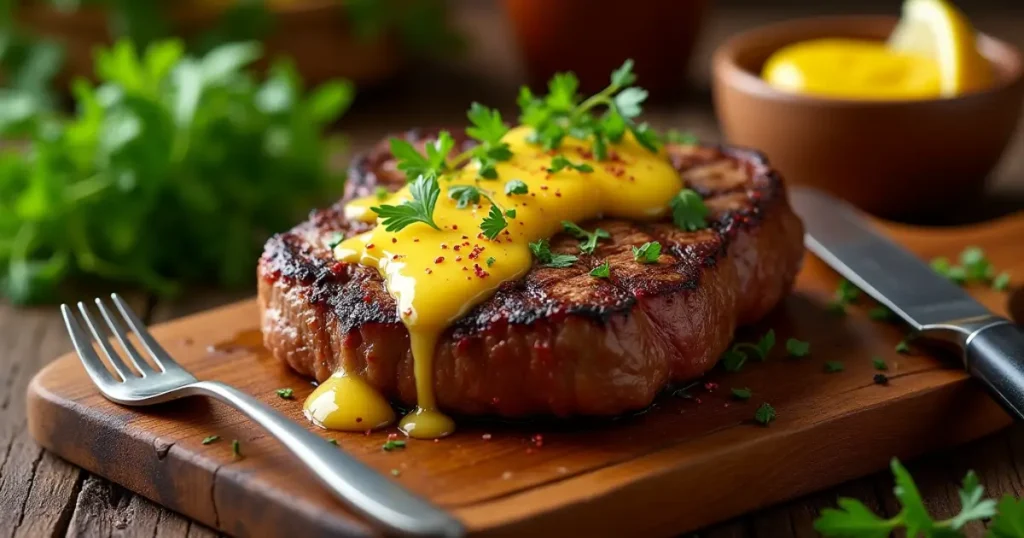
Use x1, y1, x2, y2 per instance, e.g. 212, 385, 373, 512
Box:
187, 381, 465, 538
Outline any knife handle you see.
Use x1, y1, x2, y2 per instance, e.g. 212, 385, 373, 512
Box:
966, 321, 1024, 420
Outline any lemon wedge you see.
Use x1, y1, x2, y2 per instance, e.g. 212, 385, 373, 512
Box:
887, 0, 993, 96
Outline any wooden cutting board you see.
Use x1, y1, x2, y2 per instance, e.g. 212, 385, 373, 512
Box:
25, 213, 1024, 538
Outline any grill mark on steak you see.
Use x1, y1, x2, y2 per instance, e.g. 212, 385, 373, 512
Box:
258, 129, 805, 417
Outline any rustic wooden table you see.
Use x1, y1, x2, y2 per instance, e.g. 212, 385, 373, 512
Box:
3, 4, 1024, 537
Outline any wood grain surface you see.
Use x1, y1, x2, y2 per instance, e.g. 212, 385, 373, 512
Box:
4, 3, 1024, 538
22, 211, 1024, 537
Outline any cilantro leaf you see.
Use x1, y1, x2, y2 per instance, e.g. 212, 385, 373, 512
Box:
785, 338, 810, 357
562, 221, 609, 254
548, 155, 594, 174
372, 175, 441, 232
754, 403, 776, 425
632, 241, 661, 264
590, 261, 610, 278
448, 184, 481, 209
480, 204, 507, 240
504, 179, 528, 196
731, 387, 752, 401
529, 239, 577, 268
670, 189, 709, 231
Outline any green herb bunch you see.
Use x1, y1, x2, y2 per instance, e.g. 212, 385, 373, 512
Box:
816, 458, 1024, 537
0, 39, 353, 303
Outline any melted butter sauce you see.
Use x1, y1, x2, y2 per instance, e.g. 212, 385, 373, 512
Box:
310, 125, 682, 439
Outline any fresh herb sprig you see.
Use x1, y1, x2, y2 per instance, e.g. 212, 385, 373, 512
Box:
722, 330, 776, 372
529, 239, 577, 268
0, 39, 352, 303
372, 176, 442, 232
562, 221, 609, 255
518, 59, 660, 159
815, 459, 1001, 537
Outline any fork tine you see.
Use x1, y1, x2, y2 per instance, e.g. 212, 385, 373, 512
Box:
110, 293, 178, 370
95, 298, 159, 375
77, 302, 136, 380
61, 304, 119, 385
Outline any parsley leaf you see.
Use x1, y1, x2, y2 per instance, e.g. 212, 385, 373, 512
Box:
829, 279, 861, 314
665, 129, 699, 145
990, 496, 1024, 537
754, 403, 776, 425
590, 261, 611, 278
824, 361, 845, 373
993, 272, 1011, 291
722, 330, 776, 371
480, 204, 508, 240
201, 435, 220, 445
722, 348, 749, 372
960, 246, 993, 282
371, 175, 441, 232
382, 440, 406, 451
486, 256, 496, 267
275, 388, 294, 400
374, 186, 389, 201
731, 388, 752, 401
548, 155, 594, 174
868, 306, 895, 321
785, 338, 810, 357
504, 179, 528, 196
873, 357, 888, 371
670, 189, 709, 231
390, 131, 453, 181
529, 239, 577, 268
896, 339, 911, 354
448, 184, 481, 209
632, 242, 661, 264
465, 102, 512, 179
614, 87, 648, 119
562, 221, 609, 254
232, 439, 242, 458
610, 59, 637, 87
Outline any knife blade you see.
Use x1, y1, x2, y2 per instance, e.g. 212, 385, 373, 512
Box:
790, 187, 1024, 420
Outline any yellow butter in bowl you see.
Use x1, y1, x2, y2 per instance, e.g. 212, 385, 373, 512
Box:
762, 0, 992, 100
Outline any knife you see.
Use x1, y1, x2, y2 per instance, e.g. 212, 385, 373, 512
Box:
790, 187, 1024, 420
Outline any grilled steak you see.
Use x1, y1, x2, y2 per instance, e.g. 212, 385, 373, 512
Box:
258, 130, 805, 417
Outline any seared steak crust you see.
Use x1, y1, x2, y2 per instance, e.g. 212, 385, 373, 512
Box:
258, 131, 805, 417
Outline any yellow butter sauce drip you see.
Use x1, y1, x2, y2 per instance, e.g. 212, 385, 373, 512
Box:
304, 373, 397, 431
317, 125, 681, 439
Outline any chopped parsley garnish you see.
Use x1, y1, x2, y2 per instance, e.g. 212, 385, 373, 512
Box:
371, 175, 441, 232
466, 102, 513, 180
374, 186, 389, 201
754, 403, 776, 425
896, 339, 911, 354
960, 247, 992, 281
486, 256, 496, 267
731, 388, 752, 401
829, 279, 860, 314
993, 272, 1011, 291
815, 460, 998, 537
722, 329, 775, 372
232, 439, 242, 458
874, 373, 889, 385
518, 59, 660, 158
562, 221, 610, 254
824, 361, 845, 373
326, 232, 344, 250
529, 239, 578, 268
201, 435, 220, 445
547, 155, 594, 174
785, 338, 810, 357
873, 357, 888, 371
382, 440, 407, 451
669, 189, 709, 232
447, 184, 482, 208
275, 388, 294, 400
389, 132, 453, 181
590, 261, 611, 278
328, 439, 338, 445
868, 306, 896, 321
632, 241, 661, 264
504, 179, 528, 195
481, 205, 508, 239
665, 129, 699, 145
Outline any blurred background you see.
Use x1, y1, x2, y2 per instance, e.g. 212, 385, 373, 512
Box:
1, 0, 1022, 302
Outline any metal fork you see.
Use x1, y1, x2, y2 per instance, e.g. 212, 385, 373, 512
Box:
61, 293, 464, 538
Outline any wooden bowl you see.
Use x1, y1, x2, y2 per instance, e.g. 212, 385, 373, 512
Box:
18, 0, 403, 88
712, 16, 1024, 218
503, 0, 708, 98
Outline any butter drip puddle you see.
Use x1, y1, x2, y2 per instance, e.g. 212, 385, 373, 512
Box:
308, 125, 681, 439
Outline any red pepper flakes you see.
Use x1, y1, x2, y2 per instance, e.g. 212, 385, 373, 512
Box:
362, 295, 372, 303
473, 264, 490, 279
453, 245, 461, 252
391, 237, 398, 243
387, 433, 399, 441
704, 382, 718, 391
366, 243, 375, 249
402, 308, 413, 317
482, 433, 492, 440
455, 256, 463, 262
461, 266, 468, 271
468, 245, 484, 259
555, 190, 562, 197
391, 254, 401, 260
695, 398, 703, 404
424, 268, 433, 274
440, 243, 448, 250
356, 417, 363, 423
540, 185, 549, 190
413, 238, 420, 243
492, 397, 501, 405
365, 430, 372, 436
461, 235, 469, 240
531, 434, 544, 448
452, 224, 458, 230
434, 256, 444, 264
